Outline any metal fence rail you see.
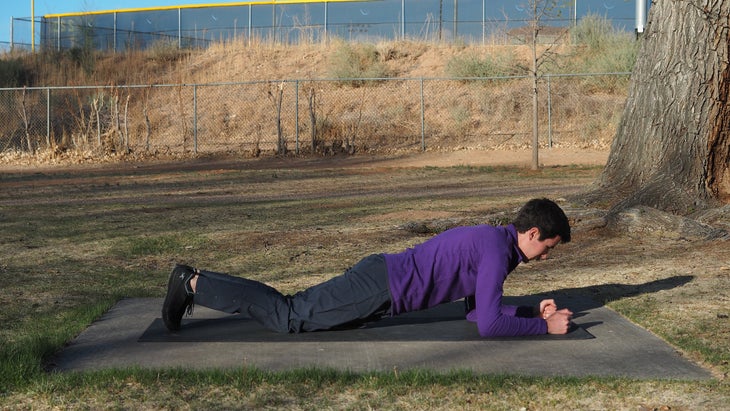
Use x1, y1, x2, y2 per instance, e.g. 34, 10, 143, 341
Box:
0, 73, 629, 158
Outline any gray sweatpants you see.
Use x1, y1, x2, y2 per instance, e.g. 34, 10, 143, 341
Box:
193, 254, 392, 333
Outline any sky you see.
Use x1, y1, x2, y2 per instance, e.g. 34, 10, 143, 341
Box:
1, 1, 646, 47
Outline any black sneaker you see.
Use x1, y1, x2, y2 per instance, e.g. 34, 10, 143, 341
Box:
161, 264, 196, 331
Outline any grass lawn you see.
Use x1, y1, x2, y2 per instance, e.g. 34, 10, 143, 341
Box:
0, 157, 727, 410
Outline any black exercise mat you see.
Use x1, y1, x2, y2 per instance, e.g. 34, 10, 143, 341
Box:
139, 303, 594, 342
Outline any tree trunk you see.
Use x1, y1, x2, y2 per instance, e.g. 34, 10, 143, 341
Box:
589, 0, 729, 214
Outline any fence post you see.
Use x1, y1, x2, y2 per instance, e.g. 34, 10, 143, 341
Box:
295, 79, 300, 154
46, 88, 51, 148
482, 0, 486, 45
113, 12, 117, 53
401, 0, 406, 40
420, 77, 426, 151
248, 5, 253, 46
193, 84, 198, 154
547, 75, 552, 148
323, 2, 328, 43
178, 8, 182, 49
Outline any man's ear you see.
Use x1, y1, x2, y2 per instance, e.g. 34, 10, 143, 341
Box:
527, 227, 541, 240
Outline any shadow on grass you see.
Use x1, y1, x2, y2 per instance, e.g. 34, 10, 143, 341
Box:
501, 275, 695, 334
528, 275, 695, 312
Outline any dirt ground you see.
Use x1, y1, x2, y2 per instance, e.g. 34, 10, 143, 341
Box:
260, 147, 610, 171
376, 147, 609, 168
0, 147, 609, 175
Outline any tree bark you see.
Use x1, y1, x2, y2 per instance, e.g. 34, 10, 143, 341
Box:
588, 0, 730, 214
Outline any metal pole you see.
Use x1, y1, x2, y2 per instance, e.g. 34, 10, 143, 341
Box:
420, 78, 426, 151
636, 0, 646, 34
31, 0, 35, 52
323, 1, 327, 43
295, 80, 300, 154
248, 5, 252, 46
57, 16, 60, 51
193, 84, 198, 154
401, 0, 405, 40
11, 17, 14, 50
547, 75, 552, 148
438, 0, 442, 41
113, 12, 117, 52
453, 0, 457, 40
482, 0, 485, 45
46, 88, 51, 148
178, 8, 182, 48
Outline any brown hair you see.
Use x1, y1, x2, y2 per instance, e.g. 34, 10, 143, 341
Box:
512, 198, 571, 243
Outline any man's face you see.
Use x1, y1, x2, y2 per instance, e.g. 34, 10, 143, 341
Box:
519, 227, 562, 262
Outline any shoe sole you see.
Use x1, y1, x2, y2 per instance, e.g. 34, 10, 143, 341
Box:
162, 266, 190, 331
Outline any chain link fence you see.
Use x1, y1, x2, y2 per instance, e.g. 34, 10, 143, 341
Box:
0, 73, 629, 159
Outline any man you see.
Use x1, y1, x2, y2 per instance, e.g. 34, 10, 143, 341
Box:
162, 198, 573, 337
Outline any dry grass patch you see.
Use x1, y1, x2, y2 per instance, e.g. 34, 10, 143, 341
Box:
0, 159, 727, 409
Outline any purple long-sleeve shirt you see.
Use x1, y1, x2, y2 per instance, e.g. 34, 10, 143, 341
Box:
382, 224, 548, 337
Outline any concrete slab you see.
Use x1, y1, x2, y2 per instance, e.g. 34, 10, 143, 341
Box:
48, 296, 713, 379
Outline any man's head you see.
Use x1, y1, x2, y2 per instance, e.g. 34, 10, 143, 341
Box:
512, 198, 571, 261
